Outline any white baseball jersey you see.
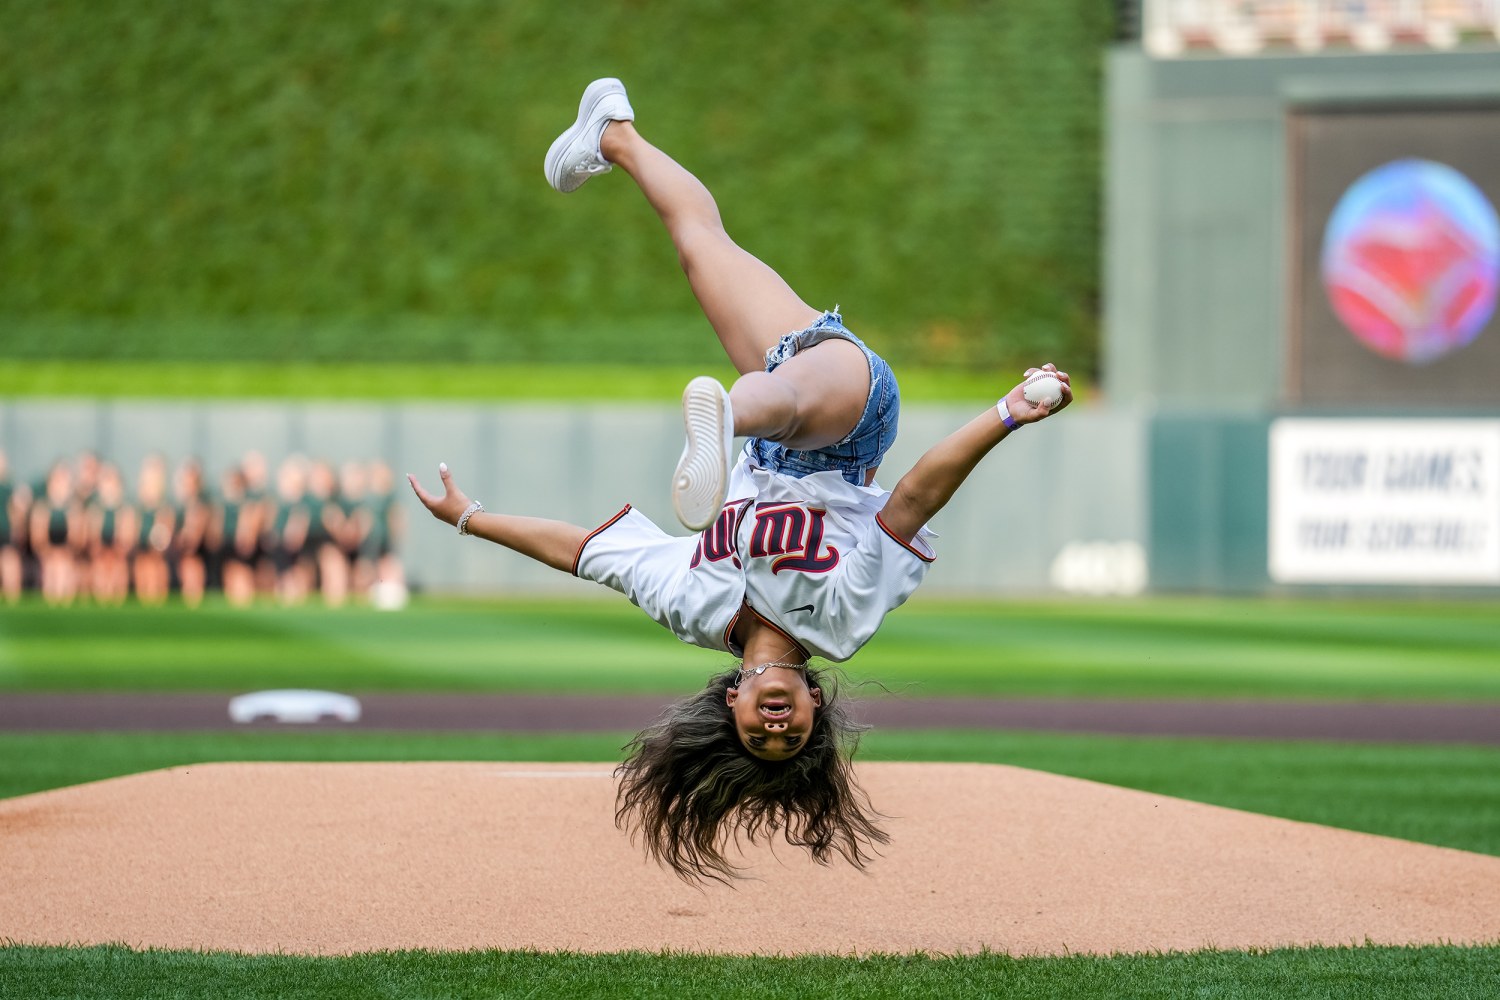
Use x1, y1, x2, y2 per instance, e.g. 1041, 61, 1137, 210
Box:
573, 456, 936, 662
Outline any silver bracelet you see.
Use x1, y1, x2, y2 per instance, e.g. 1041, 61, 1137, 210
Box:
456, 500, 484, 536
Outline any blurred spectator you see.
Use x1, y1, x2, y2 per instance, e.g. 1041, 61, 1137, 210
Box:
269, 455, 314, 605
29, 462, 84, 606
3, 450, 404, 608
172, 458, 211, 608
241, 450, 278, 598
338, 460, 374, 588
132, 454, 174, 605
86, 462, 135, 606
307, 459, 350, 607
73, 450, 100, 510
0, 451, 30, 603
361, 460, 407, 608
209, 466, 260, 608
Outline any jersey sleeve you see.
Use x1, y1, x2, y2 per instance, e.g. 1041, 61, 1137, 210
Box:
572, 505, 693, 609
572, 506, 734, 651
820, 513, 936, 658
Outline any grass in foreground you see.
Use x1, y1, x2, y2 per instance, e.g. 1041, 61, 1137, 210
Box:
2, 596, 1498, 700
4, 729, 1497, 857
5, 729, 1497, 997
2, 942, 1497, 1000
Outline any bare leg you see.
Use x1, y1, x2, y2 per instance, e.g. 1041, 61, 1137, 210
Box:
376, 553, 404, 588
600, 122, 815, 374
179, 554, 205, 608
600, 122, 868, 451
133, 552, 168, 605
0, 548, 19, 603
92, 548, 129, 606
317, 544, 348, 607
223, 559, 256, 608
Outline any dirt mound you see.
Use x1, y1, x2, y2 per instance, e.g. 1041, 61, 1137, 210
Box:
3, 762, 1496, 956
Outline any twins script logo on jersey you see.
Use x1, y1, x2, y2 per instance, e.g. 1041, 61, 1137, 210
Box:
690, 500, 840, 574
689, 500, 746, 570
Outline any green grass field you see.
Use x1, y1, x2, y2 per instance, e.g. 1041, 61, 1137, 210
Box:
3, 595, 1497, 699
6, 728, 1499, 997
4, 942, 1497, 1000
5, 595, 1497, 997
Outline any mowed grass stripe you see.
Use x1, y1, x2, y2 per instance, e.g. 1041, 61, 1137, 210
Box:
0, 360, 1019, 404
1, 597, 1497, 699
0, 600, 715, 694
2, 943, 1496, 999
4, 730, 1497, 856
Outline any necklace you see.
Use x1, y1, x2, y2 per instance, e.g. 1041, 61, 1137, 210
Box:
735, 660, 807, 686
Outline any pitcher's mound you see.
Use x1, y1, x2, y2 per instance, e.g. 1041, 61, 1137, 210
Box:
3, 762, 1497, 956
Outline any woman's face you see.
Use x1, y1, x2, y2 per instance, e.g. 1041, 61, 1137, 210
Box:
725, 664, 821, 761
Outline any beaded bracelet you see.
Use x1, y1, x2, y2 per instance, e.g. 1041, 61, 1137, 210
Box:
456, 500, 484, 536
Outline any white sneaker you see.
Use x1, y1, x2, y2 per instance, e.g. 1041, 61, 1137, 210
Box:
544, 78, 634, 193
673, 376, 734, 531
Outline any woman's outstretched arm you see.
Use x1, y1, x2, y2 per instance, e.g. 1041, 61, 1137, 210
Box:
407, 463, 587, 573
878, 364, 1072, 544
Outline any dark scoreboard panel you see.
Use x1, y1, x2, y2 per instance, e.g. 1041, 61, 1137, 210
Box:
1289, 106, 1500, 407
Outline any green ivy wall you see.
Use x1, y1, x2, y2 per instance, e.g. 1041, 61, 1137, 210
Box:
0, 1, 1112, 371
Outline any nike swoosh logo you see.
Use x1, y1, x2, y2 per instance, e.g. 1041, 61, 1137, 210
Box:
785, 604, 816, 615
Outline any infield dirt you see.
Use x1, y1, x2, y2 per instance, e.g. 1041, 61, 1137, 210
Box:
3, 762, 1497, 956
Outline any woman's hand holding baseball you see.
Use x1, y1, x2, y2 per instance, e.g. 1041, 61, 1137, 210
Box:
1003, 363, 1073, 425
407, 463, 473, 528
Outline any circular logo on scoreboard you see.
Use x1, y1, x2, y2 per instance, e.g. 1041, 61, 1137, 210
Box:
1321, 158, 1499, 364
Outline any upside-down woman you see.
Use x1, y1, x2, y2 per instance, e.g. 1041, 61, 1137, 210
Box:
410, 79, 1071, 883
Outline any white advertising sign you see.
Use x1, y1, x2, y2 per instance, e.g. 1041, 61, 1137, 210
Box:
1269, 419, 1500, 584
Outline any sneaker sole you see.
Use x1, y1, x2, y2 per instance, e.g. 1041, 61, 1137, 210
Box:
673, 377, 733, 531
544, 78, 626, 193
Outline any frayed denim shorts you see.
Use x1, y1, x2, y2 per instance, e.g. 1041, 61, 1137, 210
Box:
748, 308, 900, 485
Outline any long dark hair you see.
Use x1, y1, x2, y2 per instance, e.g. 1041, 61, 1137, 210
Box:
614, 664, 888, 885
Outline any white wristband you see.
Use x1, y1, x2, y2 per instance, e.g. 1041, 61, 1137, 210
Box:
456, 500, 484, 536
996, 399, 1021, 431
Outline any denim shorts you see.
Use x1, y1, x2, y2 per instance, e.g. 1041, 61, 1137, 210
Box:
748, 308, 900, 485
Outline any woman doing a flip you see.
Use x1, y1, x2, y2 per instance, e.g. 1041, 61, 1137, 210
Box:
409, 79, 1072, 884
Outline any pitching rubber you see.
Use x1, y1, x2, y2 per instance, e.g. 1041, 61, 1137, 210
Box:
672, 376, 733, 531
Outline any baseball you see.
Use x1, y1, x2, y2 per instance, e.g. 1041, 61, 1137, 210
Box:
1023, 374, 1064, 409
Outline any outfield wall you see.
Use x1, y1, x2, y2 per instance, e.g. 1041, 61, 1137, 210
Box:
1104, 46, 1500, 594
0, 400, 1146, 598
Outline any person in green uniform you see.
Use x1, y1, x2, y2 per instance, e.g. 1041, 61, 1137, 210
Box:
357, 460, 406, 605
334, 460, 372, 602
270, 456, 314, 605
28, 462, 83, 606
240, 450, 277, 598
85, 461, 135, 606
132, 454, 175, 605
211, 465, 259, 608
170, 458, 211, 608
0, 450, 29, 603
302, 459, 349, 607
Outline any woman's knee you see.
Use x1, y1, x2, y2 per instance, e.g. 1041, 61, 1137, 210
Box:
672, 220, 729, 276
